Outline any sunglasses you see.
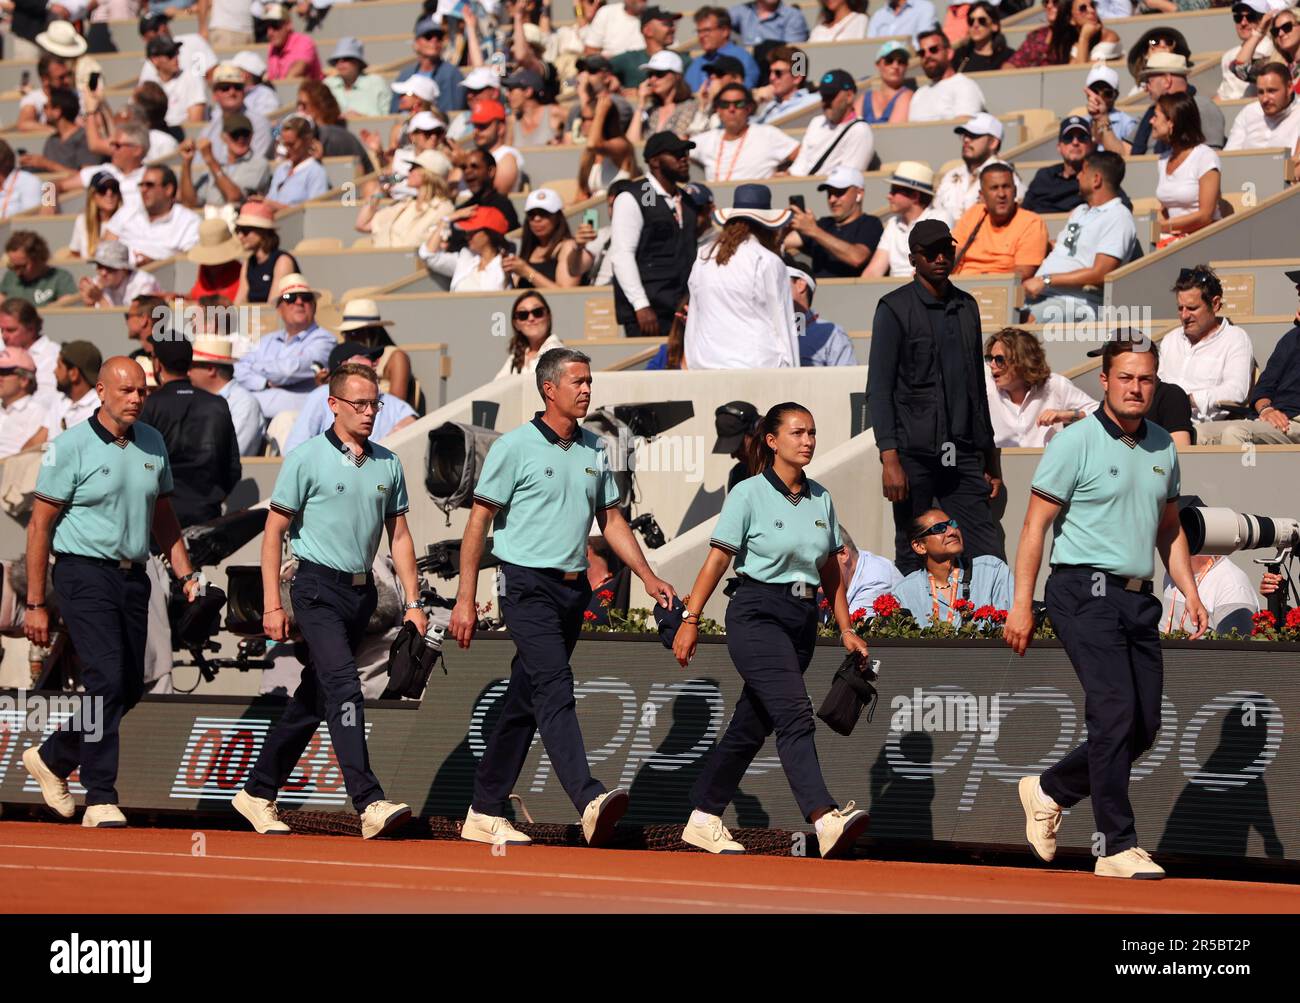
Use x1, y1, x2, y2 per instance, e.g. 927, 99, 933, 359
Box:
419, 30, 445, 40
138, 180, 159, 189
913, 518, 959, 541
919, 45, 945, 56
823, 186, 851, 198
880, 53, 909, 65
226, 129, 252, 141
1233, 10, 1262, 23
214, 83, 244, 92
647, 69, 672, 79
915, 241, 956, 260
92, 183, 120, 194
715, 99, 748, 110
1148, 35, 1176, 47
281, 292, 315, 304
0, 368, 17, 377
967, 15, 993, 26
514, 307, 547, 321
1177, 267, 1216, 287
333, 396, 384, 413
984, 352, 1008, 366
1272, 21, 1297, 36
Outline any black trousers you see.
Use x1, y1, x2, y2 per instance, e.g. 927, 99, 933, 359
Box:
691, 582, 835, 822
891, 448, 1004, 575
472, 563, 606, 816
245, 564, 382, 813
1039, 568, 1164, 855
40, 558, 150, 806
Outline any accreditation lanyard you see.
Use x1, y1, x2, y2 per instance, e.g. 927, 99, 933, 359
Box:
714, 128, 750, 182
928, 563, 972, 625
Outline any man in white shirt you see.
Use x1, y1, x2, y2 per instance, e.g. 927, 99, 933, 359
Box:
1162, 554, 1260, 636
789, 70, 873, 177
104, 166, 202, 266
865, 161, 952, 278
189, 336, 266, 456
933, 113, 1023, 220
908, 28, 986, 123
138, 12, 219, 87
1219, 1, 1276, 102
44, 341, 102, 439
684, 184, 800, 369
0, 299, 59, 401
753, 45, 819, 124
836, 526, 904, 618
690, 83, 800, 181
201, 0, 256, 48
0, 141, 45, 220
0, 346, 49, 458
1158, 265, 1254, 421
470, 102, 525, 195
145, 35, 208, 127
1224, 62, 1300, 155
75, 240, 164, 308
585, 0, 650, 58
57, 123, 150, 207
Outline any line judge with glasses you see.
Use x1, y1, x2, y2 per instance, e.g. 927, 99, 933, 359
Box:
233, 361, 425, 840
450, 348, 677, 848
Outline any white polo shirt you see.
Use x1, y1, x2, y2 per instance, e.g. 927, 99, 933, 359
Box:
105, 202, 202, 264
99, 269, 164, 307
684, 237, 800, 370
933, 157, 1025, 221
1224, 98, 1300, 154
0, 394, 49, 459
789, 116, 874, 177
908, 74, 986, 123
984, 370, 1098, 448
157, 69, 208, 127
1157, 319, 1254, 420
44, 389, 100, 439
691, 125, 800, 182
139, 34, 218, 87
583, 3, 644, 57
0, 169, 45, 219
1161, 556, 1260, 633
876, 205, 954, 277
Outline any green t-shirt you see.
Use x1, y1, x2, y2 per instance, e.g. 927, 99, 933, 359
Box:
0, 266, 77, 307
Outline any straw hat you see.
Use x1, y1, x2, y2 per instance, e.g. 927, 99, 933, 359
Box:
888, 161, 936, 196
337, 299, 394, 333
192, 338, 236, 365
187, 219, 244, 266
274, 272, 316, 299
712, 184, 793, 229
36, 20, 88, 59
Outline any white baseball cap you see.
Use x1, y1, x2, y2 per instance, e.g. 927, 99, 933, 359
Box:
525, 188, 564, 215
408, 110, 446, 133
463, 67, 501, 92
1085, 65, 1120, 91
817, 165, 865, 192
640, 50, 684, 75
231, 50, 267, 79
955, 112, 1003, 141
392, 74, 440, 103
787, 265, 816, 293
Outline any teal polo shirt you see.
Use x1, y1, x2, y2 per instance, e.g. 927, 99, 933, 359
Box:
474, 414, 621, 573
33, 410, 173, 565
710, 467, 844, 585
1031, 409, 1180, 580
269, 428, 409, 575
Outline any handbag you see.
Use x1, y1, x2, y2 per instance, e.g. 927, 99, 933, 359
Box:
384, 621, 445, 700
816, 652, 879, 737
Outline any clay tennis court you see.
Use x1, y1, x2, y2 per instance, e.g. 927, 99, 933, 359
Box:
2, 819, 1297, 913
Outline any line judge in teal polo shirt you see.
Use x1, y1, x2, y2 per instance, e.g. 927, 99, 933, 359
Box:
233, 362, 424, 841
450, 347, 677, 849
672, 402, 871, 859
22, 356, 201, 830
1006, 335, 1208, 881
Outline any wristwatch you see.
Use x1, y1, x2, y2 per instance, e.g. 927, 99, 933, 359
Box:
403, 601, 423, 611
1043, 275, 1053, 289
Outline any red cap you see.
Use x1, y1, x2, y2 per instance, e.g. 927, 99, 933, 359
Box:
469, 99, 507, 125
455, 205, 510, 235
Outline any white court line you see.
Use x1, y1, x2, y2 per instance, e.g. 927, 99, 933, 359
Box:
0, 863, 844, 914
0, 841, 1199, 914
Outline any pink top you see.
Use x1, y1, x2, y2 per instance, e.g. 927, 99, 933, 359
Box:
267, 31, 323, 82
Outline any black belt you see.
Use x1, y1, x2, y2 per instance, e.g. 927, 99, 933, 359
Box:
55, 553, 145, 573
506, 563, 584, 583
1051, 564, 1153, 595
296, 559, 373, 587
735, 575, 819, 602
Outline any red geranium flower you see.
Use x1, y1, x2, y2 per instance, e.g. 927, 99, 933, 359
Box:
819, 598, 831, 611
583, 610, 597, 622
598, 589, 614, 607
850, 607, 867, 624
991, 609, 1008, 624
1251, 610, 1277, 635
1285, 607, 1300, 632
953, 598, 975, 615
973, 605, 997, 621
872, 593, 901, 617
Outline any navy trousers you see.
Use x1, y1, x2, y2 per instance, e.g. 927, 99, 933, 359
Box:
691, 582, 835, 822
40, 558, 151, 806
1040, 567, 1165, 855
472, 563, 606, 816
245, 564, 383, 813
891, 449, 1004, 575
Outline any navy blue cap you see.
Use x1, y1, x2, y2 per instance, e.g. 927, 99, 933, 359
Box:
653, 596, 687, 649
682, 182, 714, 209
1059, 114, 1092, 141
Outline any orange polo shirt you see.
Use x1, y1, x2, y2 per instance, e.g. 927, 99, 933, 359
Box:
951, 204, 1049, 276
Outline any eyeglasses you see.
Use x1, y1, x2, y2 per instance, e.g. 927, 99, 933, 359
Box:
919, 45, 945, 56
1272, 21, 1297, 36
235, 225, 262, 235
715, 99, 748, 110
912, 518, 959, 541
138, 181, 158, 189
880, 53, 909, 66
1177, 267, 1217, 288
214, 83, 244, 92
967, 16, 992, 26
0, 368, 17, 377
333, 396, 384, 413
227, 129, 252, 141
419, 30, 445, 41
514, 307, 547, 321
92, 183, 120, 195
983, 353, 1008, 367
280, 292, 315, 304
1233, 10, 1262, 23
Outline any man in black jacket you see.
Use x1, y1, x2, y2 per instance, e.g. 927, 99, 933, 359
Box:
140, 335, 241, 528
868, 218, 1005, 575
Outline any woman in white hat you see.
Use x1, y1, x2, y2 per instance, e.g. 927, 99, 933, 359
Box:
356, 150, 455, 249
502, 187, 592, 289
495, 290, 566, 379
334, 298, 412, 403
683, 184, 800, 371
232, 201, 300, 305
628, 51, 699, 143
187, 219, 246, 301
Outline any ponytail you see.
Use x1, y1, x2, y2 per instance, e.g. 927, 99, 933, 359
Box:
747, 401, 811, 475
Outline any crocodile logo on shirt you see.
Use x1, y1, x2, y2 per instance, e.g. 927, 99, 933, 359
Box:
1153, 465, 1166, 475
584, 467, 597, 476
815, 519, 827, 528
377, 484, 387, 493
144, 462, 155, 471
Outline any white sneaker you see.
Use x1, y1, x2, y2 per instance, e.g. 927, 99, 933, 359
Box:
21, 747, 74, 819
682, 813, 745, 854
581, 788, 629, 847
82, 804, 127, 828
232, 789, 291, 834
816, 801, 870, 860
360, 800, 411, 839
1096, 846, 1166, 879
461, 808, 532, 846
1018, 776, 1063, 863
